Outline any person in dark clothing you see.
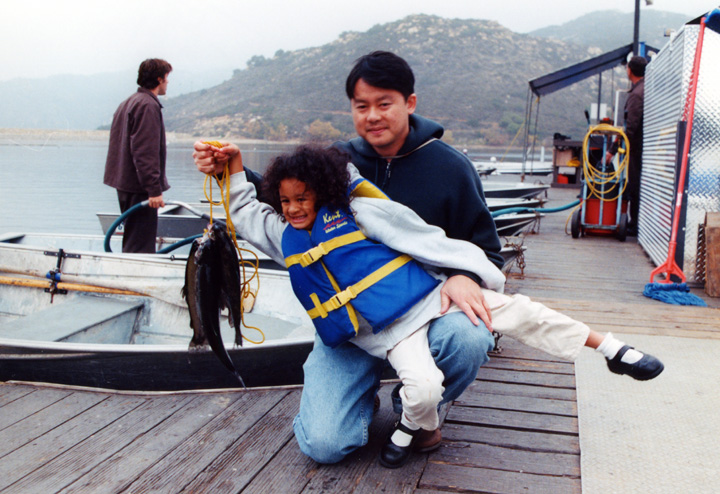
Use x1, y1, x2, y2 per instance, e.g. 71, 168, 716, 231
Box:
192, 51, 496, 463
607, 55, 646, 236
104, 58, 172, 253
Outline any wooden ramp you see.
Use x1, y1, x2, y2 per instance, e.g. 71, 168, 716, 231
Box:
0, 335, 578, 493
4, 183, 718, 493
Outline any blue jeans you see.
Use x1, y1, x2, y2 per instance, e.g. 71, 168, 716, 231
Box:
292, 311, 494, 464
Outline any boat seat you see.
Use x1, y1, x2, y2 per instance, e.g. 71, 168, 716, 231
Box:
1, 296, 143, 344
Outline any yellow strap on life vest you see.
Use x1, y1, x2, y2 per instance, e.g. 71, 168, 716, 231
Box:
351, 179, 389, 200
306, 254, 413, 320
285, 230, 367, 268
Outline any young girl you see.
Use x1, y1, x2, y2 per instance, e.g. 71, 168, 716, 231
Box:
195, 143, 663, 468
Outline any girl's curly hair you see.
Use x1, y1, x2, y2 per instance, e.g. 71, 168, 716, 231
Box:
262, 145, 352, 218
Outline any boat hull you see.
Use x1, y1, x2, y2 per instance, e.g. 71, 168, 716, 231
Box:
0, 234, 317, 391
0, 339, 313, 391
483, 182, 549, 199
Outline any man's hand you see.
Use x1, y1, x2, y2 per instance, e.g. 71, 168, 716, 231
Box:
148, 194, 165, 208
605, 151, 614, 165
440, 274, 493, 332
192, 141, 243, 175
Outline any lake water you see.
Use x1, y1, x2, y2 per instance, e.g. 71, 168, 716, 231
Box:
0, 135, 530, 236
0, 137, 296, 235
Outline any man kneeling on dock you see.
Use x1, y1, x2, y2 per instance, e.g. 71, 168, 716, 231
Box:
193, 51, 664, 470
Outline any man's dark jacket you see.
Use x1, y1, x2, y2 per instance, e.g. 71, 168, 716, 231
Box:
104, 88, 170, 197
333, 114, 504, 281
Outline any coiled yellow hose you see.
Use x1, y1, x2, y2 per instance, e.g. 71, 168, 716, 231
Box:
581, 124, 629, 202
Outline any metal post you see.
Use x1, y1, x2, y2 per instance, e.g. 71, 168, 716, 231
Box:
597, 72, 603, 121
633, 0, 640, 55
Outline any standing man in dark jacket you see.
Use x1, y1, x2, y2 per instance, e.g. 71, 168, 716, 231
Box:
607, 55, 646, 235
104, 58, 172, 253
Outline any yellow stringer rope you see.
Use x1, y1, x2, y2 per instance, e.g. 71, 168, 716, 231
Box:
202, 141, 265, 345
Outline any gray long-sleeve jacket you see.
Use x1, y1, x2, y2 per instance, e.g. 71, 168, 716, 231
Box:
227, 165, 505, 358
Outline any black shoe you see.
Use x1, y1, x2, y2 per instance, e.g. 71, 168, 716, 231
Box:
379, 422, 419, 469
606, 345, 664, 381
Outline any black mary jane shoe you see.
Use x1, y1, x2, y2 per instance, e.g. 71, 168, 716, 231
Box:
606, 345, 664, 381
379, 422, 419, 469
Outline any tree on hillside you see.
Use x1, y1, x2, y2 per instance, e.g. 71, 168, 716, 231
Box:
307, 120, 343, 141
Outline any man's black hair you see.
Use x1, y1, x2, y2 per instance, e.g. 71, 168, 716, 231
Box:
628, 56, 647, 77
345, 51, 415, 100
137, 59, 172, 90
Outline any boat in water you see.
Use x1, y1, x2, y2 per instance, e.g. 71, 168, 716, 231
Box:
98, 196, 547, 243
0, 232, 315, 391
473, 158, 553, 176
472, 146, 553, 176
483, 182, 549, 200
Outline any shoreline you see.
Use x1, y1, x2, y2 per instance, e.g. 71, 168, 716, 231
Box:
0, 128, 292, 147
0, 128, 523, 156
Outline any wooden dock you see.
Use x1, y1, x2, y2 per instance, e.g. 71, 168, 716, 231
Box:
0, 338, 579, 494
1, 183, 717, 493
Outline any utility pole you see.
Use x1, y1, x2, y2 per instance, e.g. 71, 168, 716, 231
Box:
633, 0, 640, 55
634, 0, 654, 56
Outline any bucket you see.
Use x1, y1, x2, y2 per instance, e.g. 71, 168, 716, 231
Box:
584, 197, 627, 235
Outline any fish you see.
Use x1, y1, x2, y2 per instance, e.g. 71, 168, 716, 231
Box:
214, 225, 244, 346
183, 222, 246, 388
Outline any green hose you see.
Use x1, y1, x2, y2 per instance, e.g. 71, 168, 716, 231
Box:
103, 200, 216, 253
490, 199, 580, 218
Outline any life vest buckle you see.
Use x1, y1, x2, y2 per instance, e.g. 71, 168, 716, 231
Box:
328, 285, 358, 310
300, 242, 329, 266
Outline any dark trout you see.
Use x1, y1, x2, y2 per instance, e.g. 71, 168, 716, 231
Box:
183, 222, 246, 387
215, 225, 244, 346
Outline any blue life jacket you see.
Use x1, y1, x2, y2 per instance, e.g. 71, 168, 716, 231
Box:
281, 178, 440, 348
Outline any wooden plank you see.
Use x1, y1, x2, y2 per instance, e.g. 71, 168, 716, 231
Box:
0, 393, 152, 491
0, 387, 71, 431
3, 395, 196, 493
465, 380, 577, 402
442, 422, 579, 455
175, 391, 300, 494
433, 440, 580, 477
53, 394, 235, 493
0, 383, 36, 408
455, 391, 577, 417
535, 298, 720, 328
237, 430, 317, 494
484, 357, 576, 375
123, 389, 291, 493
489, 337, 569, 363
476, 368, 576, 389
0, 390, 107, 458
447, 406, 578, 435
419, 462, 581, 493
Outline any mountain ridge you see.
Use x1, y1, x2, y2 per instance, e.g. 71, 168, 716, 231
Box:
0, 9, 693, 145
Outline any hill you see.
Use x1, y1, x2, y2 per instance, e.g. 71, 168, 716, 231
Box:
163, 11, 693, 145
164, 14, 602, 145
0, 10, 697, 144
529, 9, 690, 52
